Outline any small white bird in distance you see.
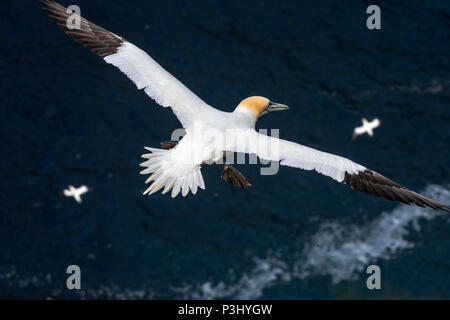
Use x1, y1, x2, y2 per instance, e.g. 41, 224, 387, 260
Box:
41, 1, 449, 212
352, 118, 381, 140
62, 185, 92, 204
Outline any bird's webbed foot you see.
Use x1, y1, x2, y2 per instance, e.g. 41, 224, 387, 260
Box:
221, 163, 252, 189
160, 141, 178, 150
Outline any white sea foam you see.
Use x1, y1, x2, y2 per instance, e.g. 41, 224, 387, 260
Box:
174, 255, 290, 300
0, 265, 154, 299
294, 185, 448, 283
1, 185, 448, 299
181, 185, 449, 299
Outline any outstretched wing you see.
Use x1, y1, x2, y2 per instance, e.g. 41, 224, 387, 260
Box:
226, 129, 449, 212
78, 185, 89, 195
354, 126, 366, 135
369, 118, 381, 129
41, 0, 222, 129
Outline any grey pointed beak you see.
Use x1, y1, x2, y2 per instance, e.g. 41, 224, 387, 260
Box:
267, 101, 290, 113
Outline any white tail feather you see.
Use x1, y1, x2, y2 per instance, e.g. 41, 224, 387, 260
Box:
172, 178, 182, 198
140, 147, 205, 198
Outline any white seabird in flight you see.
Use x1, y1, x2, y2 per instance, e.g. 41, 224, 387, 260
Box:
62, 185, 91, 203
41, 1, 449, 212
352, 118, 381, 140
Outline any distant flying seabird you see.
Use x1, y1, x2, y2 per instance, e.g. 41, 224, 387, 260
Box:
62, 185, 91, 203
353, 118, 381, 140
41, 1, 449, 212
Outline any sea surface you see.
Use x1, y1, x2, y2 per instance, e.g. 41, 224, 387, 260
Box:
0, 0, 449, 299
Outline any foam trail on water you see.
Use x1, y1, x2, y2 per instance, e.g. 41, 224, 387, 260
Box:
174, 256, 290, 300
0, 265, 154, 299
294, 185, 449, 284
180, 185, 449, 299
1, 186, 448, 299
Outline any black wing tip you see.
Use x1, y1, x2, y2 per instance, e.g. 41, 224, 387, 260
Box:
344, 170, 450, 213
440, 205, 450, 213
40, 0, 62, 12
41, 0, 124, 58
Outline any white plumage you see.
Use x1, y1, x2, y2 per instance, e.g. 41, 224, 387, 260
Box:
226, 129, 365, 183
104, 42, 225, 129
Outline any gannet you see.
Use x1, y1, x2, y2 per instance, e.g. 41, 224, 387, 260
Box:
42, 1, 449, 212
352, 118, 381, 140
62, 185, 91, 203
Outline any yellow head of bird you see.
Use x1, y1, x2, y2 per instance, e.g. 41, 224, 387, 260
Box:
234, 96, 289, 121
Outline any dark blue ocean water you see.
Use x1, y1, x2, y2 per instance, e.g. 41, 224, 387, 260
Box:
0, 0, 449, 299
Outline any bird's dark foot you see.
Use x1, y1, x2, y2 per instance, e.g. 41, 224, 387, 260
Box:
160, 141, 178, 150
221, 163, 252, 189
